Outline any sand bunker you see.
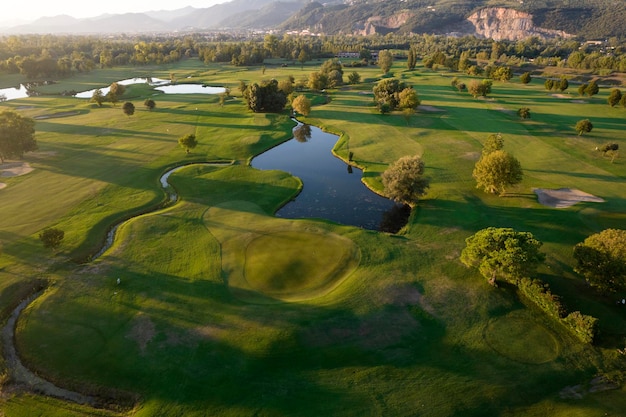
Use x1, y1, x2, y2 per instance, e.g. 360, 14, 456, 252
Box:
1, 161, 33, 177
0, 161, 34, 190
534, 188, 605, 208
418, 105, 445, 112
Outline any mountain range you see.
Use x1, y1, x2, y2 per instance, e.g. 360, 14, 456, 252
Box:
1, 0, 624, 40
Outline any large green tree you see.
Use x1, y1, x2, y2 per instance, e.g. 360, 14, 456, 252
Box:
573, 229, 626, 294
243, 79, 287, 113
460, 227, 545, 286
608, 89, 622, 107
0, 110, 37, 163
473, 150, 523, 195
39, 227, 64, 250
373, 78, 407, 111
122, 102, 135, 117
90, 88, 105, 107
381, 155, 429, 206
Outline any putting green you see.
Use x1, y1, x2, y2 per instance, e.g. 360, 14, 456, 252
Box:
240, 230, 360, 302
484, 315, 560, 364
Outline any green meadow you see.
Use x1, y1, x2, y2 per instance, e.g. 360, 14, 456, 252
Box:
0, 58, 625, 416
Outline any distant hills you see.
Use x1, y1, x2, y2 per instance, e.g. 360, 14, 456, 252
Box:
2, 0, 624, 40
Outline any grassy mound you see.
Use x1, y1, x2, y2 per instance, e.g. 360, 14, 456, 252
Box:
484, 314, 560, 364
242, 231, 360, 301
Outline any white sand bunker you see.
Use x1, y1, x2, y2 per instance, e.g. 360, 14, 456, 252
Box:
0, 161, 34, 189
1, 161, 33, 177
534, 188, 605, 208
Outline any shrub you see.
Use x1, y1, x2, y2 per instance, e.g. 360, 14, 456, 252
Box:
563, 311, 598, 344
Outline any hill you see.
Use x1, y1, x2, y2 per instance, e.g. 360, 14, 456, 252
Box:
1, 0, 624, 39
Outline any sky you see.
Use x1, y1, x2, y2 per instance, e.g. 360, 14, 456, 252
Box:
2, 0, 231, 23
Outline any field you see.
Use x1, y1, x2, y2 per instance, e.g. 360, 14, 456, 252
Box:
0, 57, 625, 416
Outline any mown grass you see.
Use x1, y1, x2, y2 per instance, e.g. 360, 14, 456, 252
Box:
1, 58, 625, 416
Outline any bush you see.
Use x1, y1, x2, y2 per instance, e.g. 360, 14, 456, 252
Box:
518, 278, 567, 319
563, 311, 598, 344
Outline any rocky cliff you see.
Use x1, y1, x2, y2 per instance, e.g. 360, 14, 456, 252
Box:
466, 8, 572, 40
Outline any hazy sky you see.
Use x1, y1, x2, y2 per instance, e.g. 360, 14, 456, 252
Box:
3, 0, 231, 21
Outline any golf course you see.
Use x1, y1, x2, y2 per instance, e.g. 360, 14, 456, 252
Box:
0, 56, 625, 416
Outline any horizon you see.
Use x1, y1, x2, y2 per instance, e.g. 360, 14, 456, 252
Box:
1, 0, 231, 25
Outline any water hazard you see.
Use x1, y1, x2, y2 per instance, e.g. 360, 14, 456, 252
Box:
251, 121, 409, 232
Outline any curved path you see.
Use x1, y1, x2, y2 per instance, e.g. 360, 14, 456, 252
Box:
1, 162, 229, 406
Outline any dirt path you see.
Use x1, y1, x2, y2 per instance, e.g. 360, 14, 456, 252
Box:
1, 292, 97, 405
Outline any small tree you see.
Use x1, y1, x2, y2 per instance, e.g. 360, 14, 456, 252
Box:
378, 50, 393, 74
91, 89, 105, 107
398, 87, 420, 111
468, 79, 492, 98
573, 229, 626, 294
39, 228, 64, 250
178, 134, 197, 154
144, 98, 156, 110
575, 119, 593, 135
381, 155, 429, 206
482, 133, 504, 155
460, 227, 545, 286
0, 110, 37, 163
608, 89, 622, 107
558, 77, 569, 92
578, 83, 588, 97
520, 72, 532, 84
544, 79, 554, 91
407, 48, 417, 70
473, 150, 523, 195
517, 107, 531, 119
291, 95, 311, 116
585, 80, 599, 97
347, 71, 361, 85
122, 102, 135, 117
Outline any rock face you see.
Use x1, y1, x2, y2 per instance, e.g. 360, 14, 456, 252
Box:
357, 11, 412, 36
467, 7, 572, 40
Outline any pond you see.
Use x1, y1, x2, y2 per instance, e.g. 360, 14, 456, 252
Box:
0, 81, 53, 101
73, 77, 170, 98
251, 121, 409, 232
154, 84, 225, 94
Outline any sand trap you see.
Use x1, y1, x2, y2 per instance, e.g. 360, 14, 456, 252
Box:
551, 93, 569, 98
570, 99, 586, 104
0, 161, 33, 177
34, 111, 80, 120
534, 188, 605, 208
418, 105, 444, 112
0, 183, 6, 189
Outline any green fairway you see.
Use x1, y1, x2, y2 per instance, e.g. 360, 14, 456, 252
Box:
1, 58, 625, 416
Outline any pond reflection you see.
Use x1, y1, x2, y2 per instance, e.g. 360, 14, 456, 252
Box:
251, 120, 409, 232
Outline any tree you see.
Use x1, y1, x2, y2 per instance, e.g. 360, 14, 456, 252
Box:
468, 79, 492, 98
39, 228, 64, 250
347, 71, 361, 85
297, 49, 309, 69
381, 155, 429, 206
144, 98, 156, 110
492, 66, 512, 81
520, 72, 532, 84
178, 134, 197, 154
517, 107, 531, 119
243, 79, 287, 113
122, 102, 135, 117
621, 94, 626, 108
578, 83, 588, 96
91, 88, 105, 107
482, 133, 504, 155
544, 79, 554, 91
608, 89, 622, 107
407, 48, 416, 70
558, 77, 569, 92
398, 87, 420, 110
573, 229, 626, 294
291, 95, 311, 116
108, 82, 125, 106
0, 110, 37, 163
373, 78, 407, 111
473, 150, 523, 195
460, 227, 545, 286
575, 119, 593, 135
585, 80, 599, 97
378, 50, 393, 74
